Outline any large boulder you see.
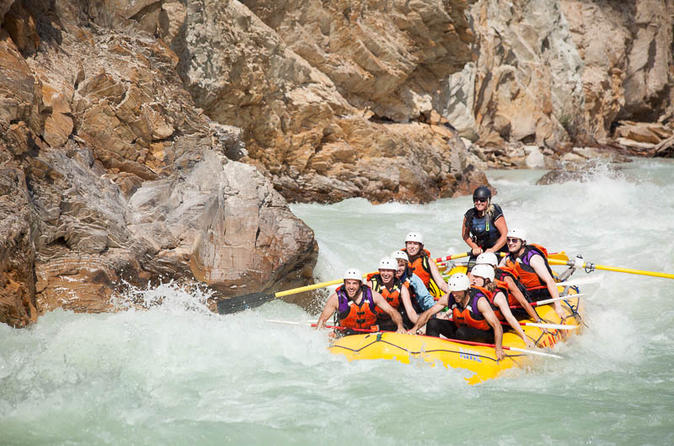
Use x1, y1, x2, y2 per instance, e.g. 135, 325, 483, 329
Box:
0, 1, 317, 326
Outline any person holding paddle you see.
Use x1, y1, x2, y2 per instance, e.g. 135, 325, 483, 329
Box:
316, 268, 405, 335
501, 228, 566, 320
470, 264, 535, 349
475, 252, 541, 322
408, 273, 505, 360
462, 186, 508, 258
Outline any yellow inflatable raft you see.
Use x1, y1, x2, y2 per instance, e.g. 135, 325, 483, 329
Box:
329, 284, 582, 385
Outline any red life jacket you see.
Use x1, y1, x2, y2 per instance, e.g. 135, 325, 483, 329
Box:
504, 244, 553, 292
449, 287, 491, 331
369, 273, 404, 317
336, 285, 378, 330
403, 248, 442, 298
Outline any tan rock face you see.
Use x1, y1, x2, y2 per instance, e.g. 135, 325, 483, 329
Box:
174, 0, 482, 203
0, 1, 317, 326
0, 165, 37, 328
444, 0, 674, 154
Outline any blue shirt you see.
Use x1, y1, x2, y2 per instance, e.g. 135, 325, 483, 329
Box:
407, 273, 435, 311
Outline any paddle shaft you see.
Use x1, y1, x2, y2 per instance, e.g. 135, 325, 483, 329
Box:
548, 258, 674, 280
496, 319, 576, 330
509, 293, 585, 308
275, 252, 469, 298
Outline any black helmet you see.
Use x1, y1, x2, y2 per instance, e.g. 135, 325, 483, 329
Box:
473, 186, 491, 201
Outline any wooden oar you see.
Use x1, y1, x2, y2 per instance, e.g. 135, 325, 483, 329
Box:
219, 252, 471, 314
548, 258, 674, 280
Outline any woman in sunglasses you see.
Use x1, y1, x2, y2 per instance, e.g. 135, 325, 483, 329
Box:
461, 186, 508, 257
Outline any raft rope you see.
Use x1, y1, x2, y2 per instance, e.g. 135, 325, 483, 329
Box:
330, 334, 527, 363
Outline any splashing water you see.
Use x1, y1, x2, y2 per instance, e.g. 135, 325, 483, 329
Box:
1, 159, 674, 444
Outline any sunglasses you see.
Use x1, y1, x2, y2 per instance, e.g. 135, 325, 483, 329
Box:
474, 198, 488, 203
506, 237, 521, 243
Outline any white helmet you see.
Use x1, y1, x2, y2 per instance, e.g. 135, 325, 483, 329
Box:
343, 268, 362, 281
471, 264, 495, 282
507, 227, 527, 242
390, 250, 409, 262
378, 257, 397, 271
405, 231, 424, 244
447, 273, 470, 292
475, 252, 498, 266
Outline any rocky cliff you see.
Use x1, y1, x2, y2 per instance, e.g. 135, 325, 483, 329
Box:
170, 0, 486, 203
2, 0, 672, 326
0, 0, 317, 327
446, 0, 674, 163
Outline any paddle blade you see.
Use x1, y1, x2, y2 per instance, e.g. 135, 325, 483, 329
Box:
217, 292, 275, 314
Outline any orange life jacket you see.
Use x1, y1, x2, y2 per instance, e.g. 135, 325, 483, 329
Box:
403, 248, 442, 298
494, 268, 524, 307
369, 273, 405, 317
449, 287, 491, 331
504, 244, 553, 292
336, 285, 378, 330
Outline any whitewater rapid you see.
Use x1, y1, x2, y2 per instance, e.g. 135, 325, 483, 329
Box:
1, 159, 673, 444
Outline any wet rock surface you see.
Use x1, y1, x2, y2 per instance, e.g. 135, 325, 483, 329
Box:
0, 1, 317, 327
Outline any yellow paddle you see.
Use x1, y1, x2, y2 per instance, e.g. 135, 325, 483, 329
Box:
217, 276, 354, 314
547, 258, 674, 280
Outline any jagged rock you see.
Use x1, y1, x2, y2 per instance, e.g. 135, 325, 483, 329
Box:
0, 28, 42, 132
536, 159, 623, 185
614, 120, 673, 146
0, 1, 317, 326
446, 0, 584, 150
443, 0, 674, 161
175, 0, 482, 203
0, 165, 38, 328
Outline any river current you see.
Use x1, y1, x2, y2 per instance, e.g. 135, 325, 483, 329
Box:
1, 159, 673, 445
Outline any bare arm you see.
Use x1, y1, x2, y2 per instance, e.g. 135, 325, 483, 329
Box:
530, 255, 565, 319
429, 260, 449, 294
409, 294, 449, 333
477, 297, 504, 360
493, 292, 534, 348
399, 285, 418, 324
372, 291, 405, 333
505, 276, 540, 322
486, 215, 508, 253
462, 216, 482, 256
316, 293, 339, 329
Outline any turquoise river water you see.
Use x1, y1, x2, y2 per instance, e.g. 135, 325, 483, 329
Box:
1, 159, 673, 445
